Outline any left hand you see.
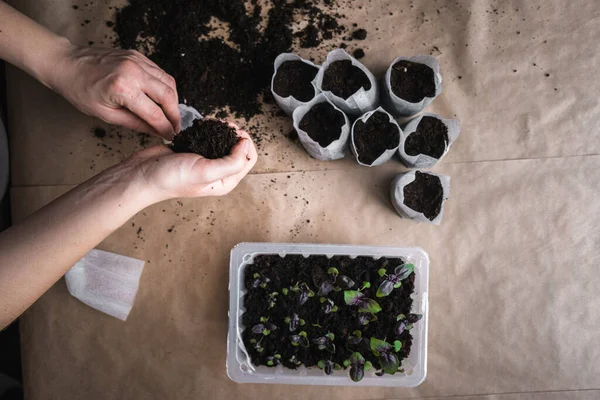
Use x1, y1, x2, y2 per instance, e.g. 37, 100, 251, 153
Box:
50, 45, 181, 140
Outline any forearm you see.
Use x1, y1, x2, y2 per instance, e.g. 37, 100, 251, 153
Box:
0, 1, 72, 89
0, 161, 158, 329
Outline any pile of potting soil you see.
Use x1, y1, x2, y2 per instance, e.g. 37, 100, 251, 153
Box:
171, 119, 239, 159
353, 111, 400, 165
114, 0, 348, 120
299, 102, 346, 147
405, 116, 449, 158
403, 171, 444, 220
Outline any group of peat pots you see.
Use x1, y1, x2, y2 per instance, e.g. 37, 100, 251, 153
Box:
272, 49, 460, 225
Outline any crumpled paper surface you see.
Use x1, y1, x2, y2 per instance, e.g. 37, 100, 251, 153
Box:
6, 0, 600, 399
65, 249, 145, 321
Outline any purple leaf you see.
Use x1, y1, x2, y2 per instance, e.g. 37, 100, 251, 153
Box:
337, 275, 355, 289
370, 337, 392, 354
318, 281, 334, 296
312, 336, 328, 346
358, 298, 382, 314
394, 264, 414, 280
251, 324, 265, 334
407, 313, 423, 323
324, 361, 333, 375
378, 352, 399, 375
289, 313, 300, 332
299, 291, 309, 306
395, 320, 407, 335
376, 280, 394, 298
349, 352, 365, 366
252, 279, 261, 288
344, 290, 364, 305
349, 365, 364, 382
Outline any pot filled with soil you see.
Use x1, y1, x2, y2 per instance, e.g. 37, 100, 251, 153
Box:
350, 107, 402, 167
390, 170, 450, 225
315, 49, 379, 116
271, 53, 320, 116
171, 117, 240, 159
399, 113, 460, 169
227, 243, 429, 386
383, 55, 442, 118
292, 93, 350, 161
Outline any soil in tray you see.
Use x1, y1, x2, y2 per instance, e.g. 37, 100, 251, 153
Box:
322, 60, 372, 99
353, 111, 400, 165
242, 254, 420, 381
405, 116, 449, 158
299, 102, 345, 147
273, 60, 319, 102
390, 60, 436, 103
171, 119, 239, 159
403, 171, 444, 220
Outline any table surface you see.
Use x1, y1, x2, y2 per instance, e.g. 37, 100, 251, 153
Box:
7, 0, 600, 399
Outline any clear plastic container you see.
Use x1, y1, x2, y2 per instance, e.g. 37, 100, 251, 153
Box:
227, 243, 429, 387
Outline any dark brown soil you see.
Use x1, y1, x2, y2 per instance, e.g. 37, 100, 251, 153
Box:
322, 60, 372, 99
273, 60, 319, 102
115, 1, 346, 120
353, 48, 365, 59
405, 116, 449, 158
353, 111, 400, 165
93, 128, 106, 139
299, 102, 345, 147
403, 171, 444, 220
171, 119, 239, 159
242, 254, 415, 374
352, 28, 367, 40
390, 60, 436, 103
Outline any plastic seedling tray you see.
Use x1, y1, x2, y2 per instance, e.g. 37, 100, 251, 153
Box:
227, 243, 429, 387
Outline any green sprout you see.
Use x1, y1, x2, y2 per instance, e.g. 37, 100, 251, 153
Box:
290, 331, 309, 347
343, 291, 382, 314
317, 359, 342, 375
370, 337, 400, 375
251, 272, 270, 289
376, 264, 414, 297
266, 353, 281, 366
312, 332, 336, 353
395, 313, 423, 335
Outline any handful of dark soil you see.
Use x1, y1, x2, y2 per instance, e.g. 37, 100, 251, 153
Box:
273, 60, 319, 102
171, 119, 239, 159
242, 254, 421, 381
322, 60, 372, 99
403, 171, 444, 220
299, 102, 346, 147
405, 116, 449, 158
353, 111, 400, 165
390, 60, 436, 103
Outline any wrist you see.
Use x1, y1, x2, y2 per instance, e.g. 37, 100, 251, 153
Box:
36, 37, 76, 92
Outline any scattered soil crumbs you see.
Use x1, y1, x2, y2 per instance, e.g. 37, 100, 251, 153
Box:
273, 60, 319, 102
403, 171, 444, 220
299, 102, 345, 147
322, 60, 372, 99
353, 111, 400, 165
171, 119, 239, 159
405, 116, 448, 158
93, 128, 106, 139
242, 254, 416, 374
115, 1, 347, 120
390, 60, 436, 103
353, 48, 365, 59
352, 28, 367, 40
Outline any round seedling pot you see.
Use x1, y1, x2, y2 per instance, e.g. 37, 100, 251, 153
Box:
399, 113, 460, 169
271, 53, 320, 116
390, 170, 450, 225
383, 55, 442, 118
292, 93, 350, 161
350, 107, 402, 167
315, 48, 379, 116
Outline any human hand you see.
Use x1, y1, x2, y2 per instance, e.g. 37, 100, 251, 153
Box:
126, 124, 257, 201
50, 45, 180, 140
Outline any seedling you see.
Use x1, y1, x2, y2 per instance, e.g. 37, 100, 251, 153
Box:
395, 313, 423, 335
370, 337, 402, 375
291, 282, 315, 306
320, 297, 338, 314
290, 331, 309, 347
343, 290, 382, 313
357, 313, 378, 326
252, 317, 277, 336
348, 352, 373, 382
376, 263, 414, 297
249, 337, 265, 353
251, 272, 270, 289
318, 267, 356, 296
266, 353, 282, 366
317, 359, 342, 375
288, 355, 302, 366
284, 313, 305, 332
268, 292, 279, 309
347, 330, 362, 345
312, 332, 335, 353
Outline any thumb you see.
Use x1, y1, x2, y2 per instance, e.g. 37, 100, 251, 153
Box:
191, 138, 251, 183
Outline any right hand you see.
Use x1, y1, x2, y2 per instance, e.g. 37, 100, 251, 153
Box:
51, 45, 181, 140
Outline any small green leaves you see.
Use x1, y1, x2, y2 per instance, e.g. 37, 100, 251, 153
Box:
282, 287, 289, 295
326, 332, 335, 341
349, 352, 365, 365
393, 282, 402, 289
290, 332, 309, 347
364, 361, 373, 371
343, 359, 351, 368
393, 340, 402, 352
284, 317, 290, 323
288, 355, 302, 365
396, 314, 406, 321
252, 274, 270, 289
361, 281, 371, 290
396, 314, 423, 334
267, 360, 274, 366
252, 322, 277, 336
253, 273, 260, 279
259, 316, 268, 323
266, 354, 281, 367
327, 267, 339, 276
313, 333, 335, 353
300, 319, 306, 326
317, 360, 326, 369
330, 305, 339, 313
370, 337, 392, 355
378, 268, 387, 277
